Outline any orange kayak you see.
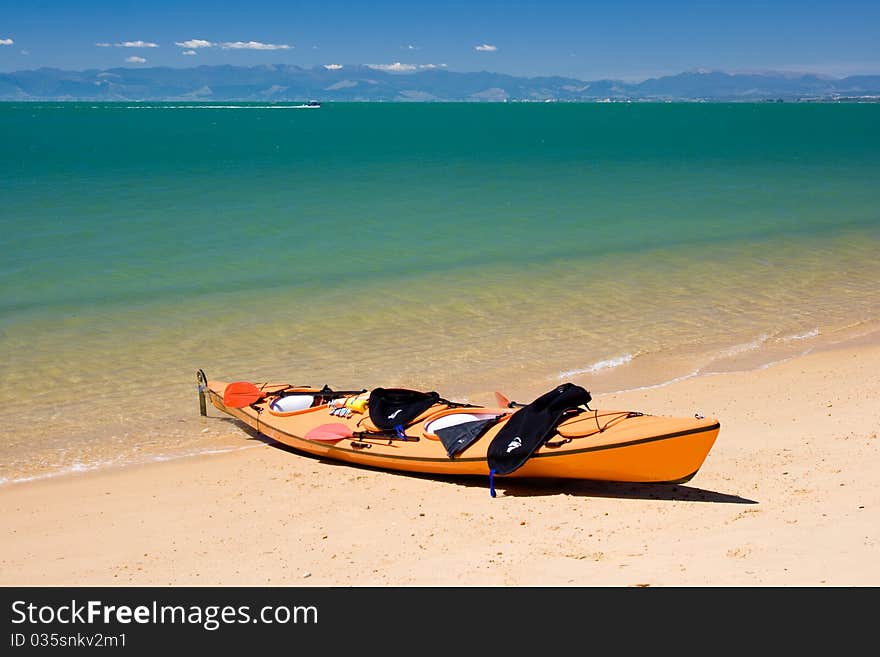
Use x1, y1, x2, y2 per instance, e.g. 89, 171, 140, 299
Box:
199, 373, 720, 486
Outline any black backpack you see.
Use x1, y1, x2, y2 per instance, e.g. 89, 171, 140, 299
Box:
486, 383, 592, 480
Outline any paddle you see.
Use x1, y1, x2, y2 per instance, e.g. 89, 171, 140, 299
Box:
303, 423, 420, 444
495, 391, 526, 408
223, 381, 280, 408
304, 423, 355, 444
222, 381, 367, 409
494, 391, 511, 407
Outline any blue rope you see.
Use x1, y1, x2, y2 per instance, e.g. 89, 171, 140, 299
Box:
394, 424, 406, 440
489, 468, 496, 498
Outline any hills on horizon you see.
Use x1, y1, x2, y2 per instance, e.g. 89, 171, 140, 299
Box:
2, 63, 879, 102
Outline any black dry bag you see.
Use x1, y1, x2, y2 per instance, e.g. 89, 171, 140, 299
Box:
368, 387, 442, 431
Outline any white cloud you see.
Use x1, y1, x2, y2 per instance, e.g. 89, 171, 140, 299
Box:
182, 50, 197, 56
175, 39, 213, 49
173, 38, 295, 52
368, 62, 417, 72
323, 64, 343, 70
97, 40, 158, 48
365, 62, 445, 72
220, 41, 292, 50
126, 56, 146, 64
475, 44, 497, 52
1, 38, 15, 46
403, 44, 419, 50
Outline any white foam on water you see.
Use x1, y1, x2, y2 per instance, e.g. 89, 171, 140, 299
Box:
610, 369, 702, 394
0, 444, 259, 487
750, 351, 811, 371
1, 460, 118, 486
613, 345, 816, 395
780, 328, 820, 341
715, 334, 770, 359
557, 353, 634, 379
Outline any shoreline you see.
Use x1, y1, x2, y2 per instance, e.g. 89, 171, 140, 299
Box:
2, 321, 875, 488
2, 337, 878, 586
3, 320, 876, 488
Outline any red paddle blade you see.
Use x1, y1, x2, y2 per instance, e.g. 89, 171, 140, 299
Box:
304, 423, 355, 444
223, 381, 265, 408
494, 391, 511, 407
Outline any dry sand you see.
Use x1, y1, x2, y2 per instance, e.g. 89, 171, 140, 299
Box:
2, 338, 878, 587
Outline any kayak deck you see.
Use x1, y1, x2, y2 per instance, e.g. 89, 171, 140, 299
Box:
203, 379, 720, 484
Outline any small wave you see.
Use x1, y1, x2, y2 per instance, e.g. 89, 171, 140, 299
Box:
611, 369, 701, 394
715, 334, 770, 359
558, 353, 633, 378
1, 459, 115, 486
780, 328, 820, 341
752, 352, 810, 371
0, 444, 259, 487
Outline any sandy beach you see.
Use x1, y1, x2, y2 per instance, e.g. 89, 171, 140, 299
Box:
2, 337, 878, 587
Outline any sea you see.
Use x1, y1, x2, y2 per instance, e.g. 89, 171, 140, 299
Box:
2, 100, 879, 484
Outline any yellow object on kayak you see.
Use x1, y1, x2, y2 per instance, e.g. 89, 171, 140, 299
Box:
329, 395, 368, 415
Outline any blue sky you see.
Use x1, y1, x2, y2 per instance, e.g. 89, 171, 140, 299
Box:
1, 1, 878, 80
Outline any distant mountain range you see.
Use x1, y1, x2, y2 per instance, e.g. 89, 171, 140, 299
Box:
2, 64, 879, 102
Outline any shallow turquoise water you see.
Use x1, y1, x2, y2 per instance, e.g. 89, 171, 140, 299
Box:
2, 101, 879, 482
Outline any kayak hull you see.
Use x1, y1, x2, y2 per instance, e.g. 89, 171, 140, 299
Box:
204, 379, 720, 484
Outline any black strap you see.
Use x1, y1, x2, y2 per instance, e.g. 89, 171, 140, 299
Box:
317, 384, 368, 396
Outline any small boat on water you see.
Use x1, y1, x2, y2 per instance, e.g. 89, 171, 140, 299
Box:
293, 100, 321, 108
197, 371, 720, 494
